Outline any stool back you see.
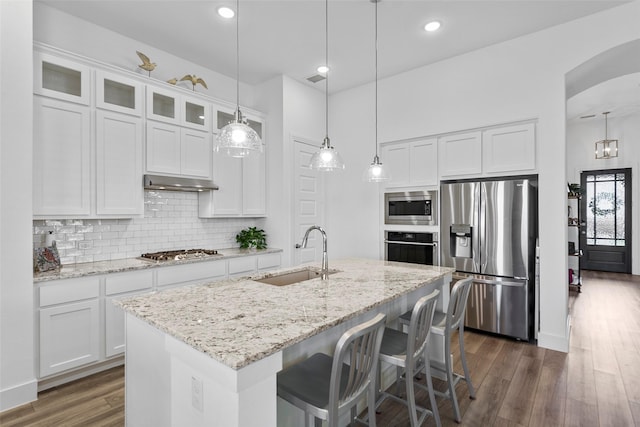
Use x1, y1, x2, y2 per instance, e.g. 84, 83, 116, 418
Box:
447, 277, 473, 333
329, 312, 386, 425
407, 289, 440, 364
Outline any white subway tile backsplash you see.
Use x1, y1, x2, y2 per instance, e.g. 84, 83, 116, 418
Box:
33, 190, 264, 265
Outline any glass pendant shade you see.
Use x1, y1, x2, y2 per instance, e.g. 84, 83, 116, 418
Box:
213, 0, 262, 158
364, 154, 389, 182
216, 108, 262, 158
309, 137, 345, 171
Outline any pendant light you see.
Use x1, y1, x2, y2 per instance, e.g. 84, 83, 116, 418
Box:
308, 0, 345, 171
215, 0, 262, 158
594, 111, 618, 159
363, 0, 389, 182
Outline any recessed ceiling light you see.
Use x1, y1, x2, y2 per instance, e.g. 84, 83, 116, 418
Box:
218, 6, 235, 19
317, 65, 330, 74
424, 21, 441, 32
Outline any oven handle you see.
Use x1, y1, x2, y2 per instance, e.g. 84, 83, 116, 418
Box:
384, 240, 438, 247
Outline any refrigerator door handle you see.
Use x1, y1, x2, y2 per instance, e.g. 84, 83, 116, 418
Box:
472, 278, 527, 288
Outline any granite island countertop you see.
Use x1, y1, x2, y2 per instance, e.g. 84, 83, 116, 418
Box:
116, 258, 454, 370
33, 247, 283, 283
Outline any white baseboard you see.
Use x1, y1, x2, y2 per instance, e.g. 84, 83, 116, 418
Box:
537, 316, 571, 353
0, 379, 37, 412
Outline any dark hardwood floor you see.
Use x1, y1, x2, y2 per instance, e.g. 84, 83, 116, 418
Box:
2, 270, 639, 426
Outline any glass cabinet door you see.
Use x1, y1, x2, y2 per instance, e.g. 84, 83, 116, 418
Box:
182, 96, 210, 131
96, 71, 142, 116
146, 86, 180, 124
34, 52, 91, 105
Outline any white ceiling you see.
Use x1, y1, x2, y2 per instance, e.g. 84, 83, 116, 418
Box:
37, 0, 631, 95
567, 73, 640, 123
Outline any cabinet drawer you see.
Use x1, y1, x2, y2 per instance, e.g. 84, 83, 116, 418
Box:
258, 253, 281, 270
39, 277, 100, 307
156, 260, 226, 287
228, 256, 257, 276
105, 270, 153, 295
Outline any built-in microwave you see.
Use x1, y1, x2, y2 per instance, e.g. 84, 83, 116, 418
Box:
384, 191, 437, 225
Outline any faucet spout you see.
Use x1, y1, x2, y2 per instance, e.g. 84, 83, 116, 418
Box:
295, 225, 329, 279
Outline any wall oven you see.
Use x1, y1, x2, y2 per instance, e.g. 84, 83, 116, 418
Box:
385, 231, 438, 266
385, 191, 436, 225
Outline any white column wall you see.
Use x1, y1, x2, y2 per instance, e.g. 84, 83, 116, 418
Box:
0, 0, 36, 411
327, 1, 640, 352
567, 113, 640, 274
255, 76, 325, 268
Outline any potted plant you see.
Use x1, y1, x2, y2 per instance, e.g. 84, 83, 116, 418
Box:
236, 227, 267, 250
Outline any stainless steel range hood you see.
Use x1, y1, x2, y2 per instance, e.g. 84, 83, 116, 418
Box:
143, 174, 218, 192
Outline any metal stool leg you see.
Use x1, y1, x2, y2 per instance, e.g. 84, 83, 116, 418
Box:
459, 326, 476, 400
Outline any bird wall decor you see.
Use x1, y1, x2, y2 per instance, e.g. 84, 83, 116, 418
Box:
167, 77, 178, 85
180, 74, 208, 91
136, 51, 156, 77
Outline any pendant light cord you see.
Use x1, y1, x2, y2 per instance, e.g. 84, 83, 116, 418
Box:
325, 0, 329, 141
236, 0, 240, 112
374, 0, 378, 158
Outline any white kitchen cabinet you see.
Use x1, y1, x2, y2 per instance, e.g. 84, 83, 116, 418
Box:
199, 151, 266, 217
228, 256, 258, 277
146, 86, 210, 131
381, 143, 410, 187
438, 131, 482, 178
258, 253, 282, 271
146, 85, 180, 124
409, 139, 438, 186
482, 123, 536, 174
96, 110, 144, 216
34, 51, 91, 105
381, 138, 437, 188
200, 109, 266, 217
33, 96, 91, 216
180, 128, 212, 178
40, 300, 100, 377
39, 277, 101, 377
96, 70, 143, 116
181, 95, 211, 131
104, 270, 154, 358
242, 151, 267, 216
146, 122, 212, 179
156, 259, 227, 288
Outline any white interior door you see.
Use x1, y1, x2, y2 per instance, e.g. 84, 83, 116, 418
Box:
293, 138, 325, 266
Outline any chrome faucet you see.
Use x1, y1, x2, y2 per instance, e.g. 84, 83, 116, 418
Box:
295, 225, 329, 279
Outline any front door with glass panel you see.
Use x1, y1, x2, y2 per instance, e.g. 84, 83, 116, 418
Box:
580, 169, 632, 273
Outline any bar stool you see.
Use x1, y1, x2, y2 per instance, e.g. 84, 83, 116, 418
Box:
399, 277, 476, 423
277, 313, 386, 427
375, 289, 441, 427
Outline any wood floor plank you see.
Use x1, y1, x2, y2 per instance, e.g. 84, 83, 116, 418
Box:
458, 373, 510, 427
528, 363, 567, 427
497, 355, 543, 425
564, 397, 599, 427
566, 346, 597, 405
593, 370, 635, 426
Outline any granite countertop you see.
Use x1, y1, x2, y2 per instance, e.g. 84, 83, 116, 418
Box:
116, 258, 454, 370
33, 247, 283, 283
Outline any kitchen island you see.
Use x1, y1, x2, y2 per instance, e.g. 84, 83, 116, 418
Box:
117, 258, 454, 427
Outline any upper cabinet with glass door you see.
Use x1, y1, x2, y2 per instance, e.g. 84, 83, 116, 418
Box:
34, 52, 91, 105
146, 85, 210, 131
96, 71, 143, 116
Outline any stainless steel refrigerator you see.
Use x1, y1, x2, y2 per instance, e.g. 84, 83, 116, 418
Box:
440, 177, 537, 340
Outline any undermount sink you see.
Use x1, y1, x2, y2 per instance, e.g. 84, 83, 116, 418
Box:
255, 268, 338, 286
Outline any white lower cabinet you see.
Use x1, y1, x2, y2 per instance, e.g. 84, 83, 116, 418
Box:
36, 252, 281, 384
39, 299, 100, 377
104, 270, 154, 358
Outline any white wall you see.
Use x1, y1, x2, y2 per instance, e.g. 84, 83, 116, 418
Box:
0, 0, 37, 411
567, 113, 640, 274
33, 2, 255, 108
327, 1, 640, 352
